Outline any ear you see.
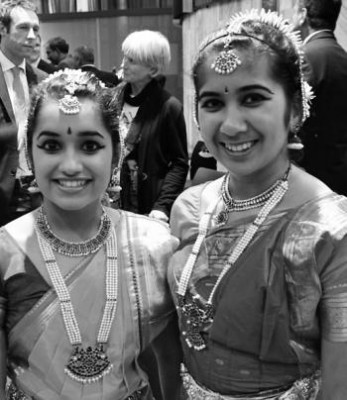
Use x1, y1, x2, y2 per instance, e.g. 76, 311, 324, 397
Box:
149, 66, 160, 78
298, 7, 308, 26
0, 22, 7, 37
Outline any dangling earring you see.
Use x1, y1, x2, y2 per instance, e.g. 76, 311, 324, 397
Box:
288, 121, 304, 150
27, 178, 40, 194
106, 166, 122, 204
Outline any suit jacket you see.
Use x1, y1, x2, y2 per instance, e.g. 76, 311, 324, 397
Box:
114, 80, 189, 218
37, 58, 57, 74
81, 65, 120, 87
299, 31, 347, 195
0, 62, 40, 225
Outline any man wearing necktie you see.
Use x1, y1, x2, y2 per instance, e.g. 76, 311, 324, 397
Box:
0, 0, 45, 225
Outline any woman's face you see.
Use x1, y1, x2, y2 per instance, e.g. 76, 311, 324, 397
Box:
122, 55, 154, 85
196, 51, 296, 180
31, 97, 114, 213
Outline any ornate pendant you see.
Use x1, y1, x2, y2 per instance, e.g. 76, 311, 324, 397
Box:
214, 208, 229, 226
177, 293, 214, 351
65, 345, 113, 383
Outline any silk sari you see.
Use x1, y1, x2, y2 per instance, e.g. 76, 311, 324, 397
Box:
168, 177, 347, 397
0, 208, 180, 400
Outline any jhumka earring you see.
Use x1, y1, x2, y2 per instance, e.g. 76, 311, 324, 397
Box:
27, 178, 40, 194
107, 166, 122, 203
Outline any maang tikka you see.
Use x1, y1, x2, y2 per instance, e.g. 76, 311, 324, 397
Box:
59, 80, 81, 114
211, 36, 241, 75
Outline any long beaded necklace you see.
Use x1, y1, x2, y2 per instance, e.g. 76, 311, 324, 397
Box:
215, 172, 285, 226
176, 167, 290, 351
35, 208, 118, 383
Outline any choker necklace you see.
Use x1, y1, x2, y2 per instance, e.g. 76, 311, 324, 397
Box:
36, 207, 112, 257
35, 215, 118, 384
176, 166, 290, 351
215, 170, 289, 226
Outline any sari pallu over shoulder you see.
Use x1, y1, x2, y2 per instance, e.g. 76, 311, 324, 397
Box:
2, 209, 179, 400
169, 187, 347, 395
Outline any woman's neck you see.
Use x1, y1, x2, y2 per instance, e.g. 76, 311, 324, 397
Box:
42, 201, 104, 242
228, 161, 290, 200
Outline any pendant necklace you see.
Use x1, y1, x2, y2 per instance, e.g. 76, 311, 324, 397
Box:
215, 172, 285, 226
176, 166, 290, 351
35, 207, 118, 383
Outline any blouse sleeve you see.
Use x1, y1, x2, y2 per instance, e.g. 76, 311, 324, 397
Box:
285, 195, 347, 342
320, 233, 347, 342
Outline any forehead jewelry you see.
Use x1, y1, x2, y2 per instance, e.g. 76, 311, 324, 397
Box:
223, 8, 314, 124
211, 44, 241, 75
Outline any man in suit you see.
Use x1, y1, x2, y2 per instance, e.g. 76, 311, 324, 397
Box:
292, 0, 347, 195
46, 36, 75, 70
0, 0, 43, 225
72, 45, 120, 87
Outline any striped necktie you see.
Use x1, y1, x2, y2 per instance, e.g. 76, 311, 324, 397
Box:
11, 65, 26, 115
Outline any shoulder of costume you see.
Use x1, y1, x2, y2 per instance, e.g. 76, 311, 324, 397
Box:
4, 211, 36, 243
286, 192, 347, 239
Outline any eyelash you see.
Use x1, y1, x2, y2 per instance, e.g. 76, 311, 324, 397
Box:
199, 93, 270, 110
36, 141, 105, 153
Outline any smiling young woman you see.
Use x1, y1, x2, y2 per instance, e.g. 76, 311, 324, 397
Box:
168, 9, 347, 400
0, 69, 182, 400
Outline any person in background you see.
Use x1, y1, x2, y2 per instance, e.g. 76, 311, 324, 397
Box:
26, 34, 56, 75
168, 8, 347, 399
0, 69, 182, 400
45, 36, 75, 70
0, 0, 44, 226
112, 30, 189, 223
292, 0, 347, 195
72, 45, 120, 87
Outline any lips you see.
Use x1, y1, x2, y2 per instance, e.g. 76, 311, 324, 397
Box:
56, 179, 89, 188
223, 140, 257, 153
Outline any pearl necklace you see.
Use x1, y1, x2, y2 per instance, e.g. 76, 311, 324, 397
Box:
36, 206, 112, 257
176, 168, 290, 351
215, 172, 286, 225
35, 212, 118, 384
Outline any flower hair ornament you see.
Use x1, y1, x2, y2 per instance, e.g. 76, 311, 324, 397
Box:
42, 69, 106, 115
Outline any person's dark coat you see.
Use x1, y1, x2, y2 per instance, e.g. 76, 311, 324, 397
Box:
114, 79, 189, 218
0, 62, 39, 225
299, 31, 347, 195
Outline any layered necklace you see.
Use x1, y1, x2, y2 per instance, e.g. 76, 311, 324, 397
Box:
176, 167, 290, 351
215, 172, 284, 225
35, 206, 118, 384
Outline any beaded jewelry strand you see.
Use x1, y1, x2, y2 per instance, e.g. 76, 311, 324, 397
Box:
35, 210, 118, 383
177, 167, 290, 351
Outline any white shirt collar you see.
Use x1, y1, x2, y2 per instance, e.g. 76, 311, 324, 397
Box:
303, 29, 333, 45
0, 50, 26, 72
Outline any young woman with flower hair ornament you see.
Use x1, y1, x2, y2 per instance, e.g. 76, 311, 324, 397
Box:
0, 69, 182, 400
168, 8, 347, 400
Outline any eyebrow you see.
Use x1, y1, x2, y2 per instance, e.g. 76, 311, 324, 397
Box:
36, 130, 106, 140
198, 84, 275, 100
